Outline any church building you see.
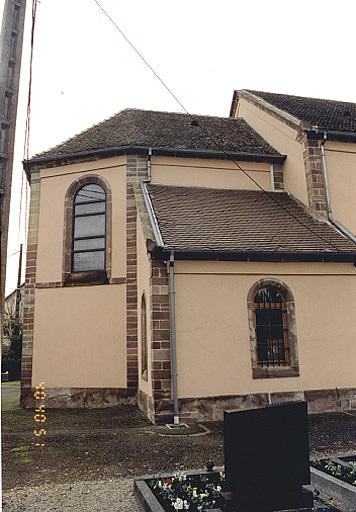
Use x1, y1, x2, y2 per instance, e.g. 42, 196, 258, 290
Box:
21, 90, 356, 423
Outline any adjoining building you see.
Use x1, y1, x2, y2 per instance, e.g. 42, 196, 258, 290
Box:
21, 92, 356, 423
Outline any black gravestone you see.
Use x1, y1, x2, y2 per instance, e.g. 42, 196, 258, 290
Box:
224, 401, 314, 512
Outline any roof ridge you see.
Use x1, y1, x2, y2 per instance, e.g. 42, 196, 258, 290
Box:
31, 109, 251, 161
245, 89, 356, 107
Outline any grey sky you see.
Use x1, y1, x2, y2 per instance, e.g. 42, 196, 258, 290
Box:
5, 0, 356, 293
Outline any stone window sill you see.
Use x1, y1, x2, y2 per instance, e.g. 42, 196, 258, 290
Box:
252, 365, 300, 379
64, 270, 109, 287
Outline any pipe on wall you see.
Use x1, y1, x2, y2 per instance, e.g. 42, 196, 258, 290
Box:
169, 250, 179, 425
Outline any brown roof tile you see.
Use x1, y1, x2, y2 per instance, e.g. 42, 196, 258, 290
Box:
147, 184, 356, 256
29, 109, 283, 166
246, 90, 356, 133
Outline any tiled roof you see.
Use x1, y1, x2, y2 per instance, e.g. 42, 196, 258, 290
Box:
147, 184, 356, 255
246, 90, 356, 133
29, 109, 282, 165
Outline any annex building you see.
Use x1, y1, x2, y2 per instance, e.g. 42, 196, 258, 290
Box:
21, 90, 356, 423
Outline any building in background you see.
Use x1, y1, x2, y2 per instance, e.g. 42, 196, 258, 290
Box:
21, 91, 356, 423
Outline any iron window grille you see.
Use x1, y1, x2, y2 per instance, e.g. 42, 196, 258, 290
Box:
253, 286, 290, 367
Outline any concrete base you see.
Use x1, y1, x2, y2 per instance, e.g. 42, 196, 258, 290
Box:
20, 384, 356, 424
177, 387, 356, 422
21, 387, 136, 408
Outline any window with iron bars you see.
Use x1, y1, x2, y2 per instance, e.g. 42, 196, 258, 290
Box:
253, 286, 290, 367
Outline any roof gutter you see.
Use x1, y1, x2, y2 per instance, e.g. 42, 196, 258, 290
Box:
319, 131, 356, 244
151, 247, 356, 264
307, 129, 356, 143
24, 145, 286, 170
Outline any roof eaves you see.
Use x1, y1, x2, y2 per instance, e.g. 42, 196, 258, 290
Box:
151, 247, 356, 264
24, 145, 286, 171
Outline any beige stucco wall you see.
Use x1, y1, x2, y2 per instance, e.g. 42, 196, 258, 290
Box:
151, 156, 271, 190
324, 140, 356, 236
137, 215, 153, 398
32, 156, 128, 389
36, 156, 127, 283
173, 260, 356, 398
32, 285, 126, 387
236, 98, 308, 204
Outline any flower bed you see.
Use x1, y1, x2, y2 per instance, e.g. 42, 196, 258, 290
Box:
311, 459, 356, 487
310, 456, 356, 512
135, 469, 334, 512
146, 471, 225, 511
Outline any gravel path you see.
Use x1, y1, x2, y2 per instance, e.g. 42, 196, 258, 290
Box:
2, 477, 140, 512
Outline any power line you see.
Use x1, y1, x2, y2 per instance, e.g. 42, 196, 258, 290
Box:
23, 0, 38, 162
93, 0, 349, 254
7, 250, 20, 258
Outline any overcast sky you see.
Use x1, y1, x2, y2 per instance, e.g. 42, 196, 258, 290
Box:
4, 0, 356, 293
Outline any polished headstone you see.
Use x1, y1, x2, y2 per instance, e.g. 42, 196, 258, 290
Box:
224, 401, 313, 511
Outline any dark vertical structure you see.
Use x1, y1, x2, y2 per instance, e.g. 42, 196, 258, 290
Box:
224, 402, 314, 511
0, 0, 27, 321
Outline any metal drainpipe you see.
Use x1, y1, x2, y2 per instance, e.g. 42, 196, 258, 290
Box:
169, 250, 179, 425
147, 147, 152, 181
320, 132, 356, 244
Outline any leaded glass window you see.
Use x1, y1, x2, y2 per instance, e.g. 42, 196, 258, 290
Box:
72, 184, 106, 272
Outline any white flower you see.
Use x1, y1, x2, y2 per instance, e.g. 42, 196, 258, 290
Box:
173, 497, 184, 510
216, 485, 221, 492
183, 499, 190, 510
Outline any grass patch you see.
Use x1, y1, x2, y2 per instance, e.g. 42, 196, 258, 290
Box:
10, 444, 33, 466
1, 380, 20, 411
1, 380, 20, 387
1, 398, 20, 411
11, 445, 31, 453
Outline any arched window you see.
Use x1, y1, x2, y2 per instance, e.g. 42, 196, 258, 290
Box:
141, 294, 148, 380
254, 286, 289, 367
247, 280, 299, 379
72, 184, 106, 272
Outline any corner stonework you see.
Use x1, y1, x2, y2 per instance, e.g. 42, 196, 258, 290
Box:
300, 134, 328, 217
150, 259, 173, 424
21, 169, 41, 407
126, 155, 149, 391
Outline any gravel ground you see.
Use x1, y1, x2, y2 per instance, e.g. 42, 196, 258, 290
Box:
2, 388, 355, 512
2, 477, 140, 512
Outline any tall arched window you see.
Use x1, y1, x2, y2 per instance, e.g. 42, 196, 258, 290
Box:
72, 184, 106, 272
141, 294, 148, 380
254, 286, 289, 367
247, 280, 299, 379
